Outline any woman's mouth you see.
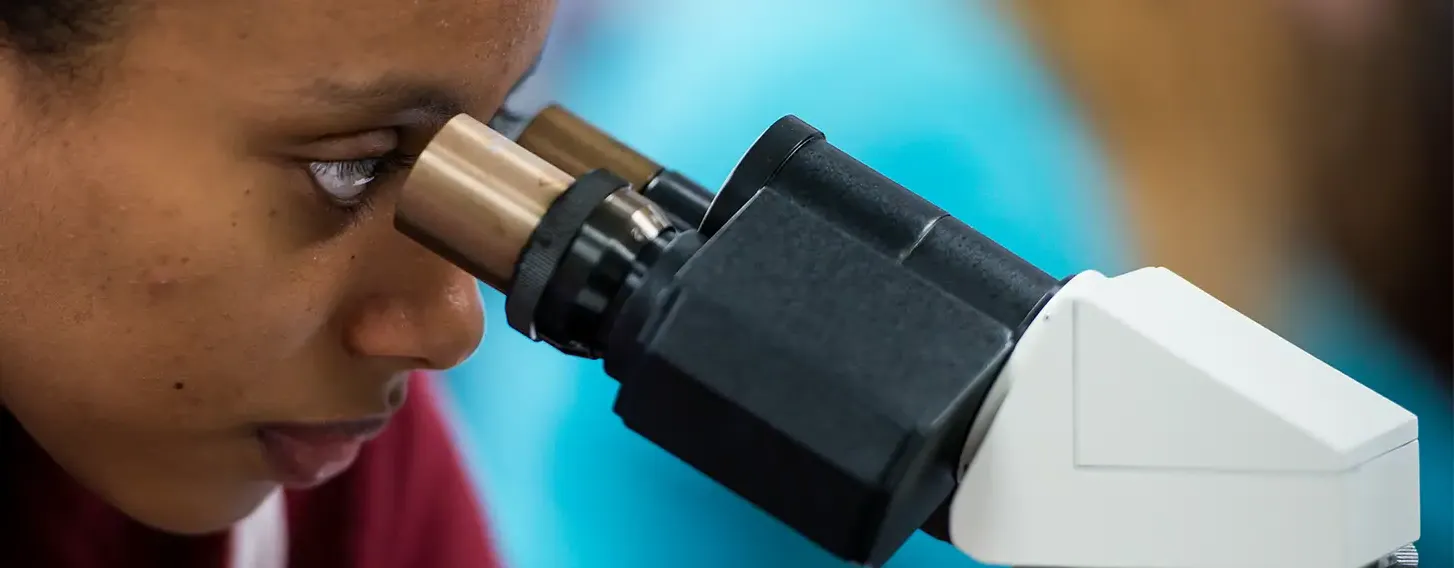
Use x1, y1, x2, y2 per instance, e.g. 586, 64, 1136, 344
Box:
256, 417, 389, 489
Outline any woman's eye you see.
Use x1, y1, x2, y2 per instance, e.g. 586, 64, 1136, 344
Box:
304, 152, 417, 208
307, 159, 383, 205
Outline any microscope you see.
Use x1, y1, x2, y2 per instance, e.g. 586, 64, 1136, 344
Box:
392, 107, 1423, 568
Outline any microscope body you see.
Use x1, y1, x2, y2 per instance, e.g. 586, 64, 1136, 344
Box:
594, 117, 1420, 568
951, 267, 1419, 568
395, 112, 1422, 568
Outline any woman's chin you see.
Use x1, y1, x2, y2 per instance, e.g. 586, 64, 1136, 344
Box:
108, 479, 281, 536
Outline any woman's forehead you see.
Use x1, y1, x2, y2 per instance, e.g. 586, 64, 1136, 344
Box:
116, 0, 552, 113
128, 0, 548, 78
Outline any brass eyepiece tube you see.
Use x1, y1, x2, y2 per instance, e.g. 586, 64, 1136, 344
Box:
517, 105, 662, 190
395, 113, 574, 292
395, 112, 677, 354
517, 105, 714, 230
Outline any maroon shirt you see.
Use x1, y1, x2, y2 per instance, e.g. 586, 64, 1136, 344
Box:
1, 374, 503, 568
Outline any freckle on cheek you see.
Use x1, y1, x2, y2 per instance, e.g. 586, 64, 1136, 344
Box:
139, 255, 190, 304
147, 279, 177, 302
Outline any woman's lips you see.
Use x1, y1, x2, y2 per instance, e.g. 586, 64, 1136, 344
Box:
256, 418, 389, 489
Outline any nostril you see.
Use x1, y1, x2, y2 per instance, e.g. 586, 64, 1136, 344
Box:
386, 382, 407, 411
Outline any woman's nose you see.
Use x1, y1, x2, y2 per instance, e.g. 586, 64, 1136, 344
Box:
344, 267, 485, 369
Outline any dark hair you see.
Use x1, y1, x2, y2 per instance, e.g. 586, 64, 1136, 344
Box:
0, 0, 120, 76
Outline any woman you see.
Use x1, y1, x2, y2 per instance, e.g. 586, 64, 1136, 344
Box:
0, 0, 551, 565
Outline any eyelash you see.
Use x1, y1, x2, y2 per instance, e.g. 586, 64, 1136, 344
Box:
307, 150, 419, 215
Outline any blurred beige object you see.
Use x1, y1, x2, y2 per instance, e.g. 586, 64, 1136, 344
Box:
1006, 1, 1310, 322
1005, 1, 1450, 369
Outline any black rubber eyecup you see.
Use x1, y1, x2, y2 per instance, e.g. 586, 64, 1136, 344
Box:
505, 169, 630, 339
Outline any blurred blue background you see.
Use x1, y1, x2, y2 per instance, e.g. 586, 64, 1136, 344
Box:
437, 1, 1451, 567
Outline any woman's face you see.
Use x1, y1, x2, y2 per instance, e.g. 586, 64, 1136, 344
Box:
0, 0, 550, 533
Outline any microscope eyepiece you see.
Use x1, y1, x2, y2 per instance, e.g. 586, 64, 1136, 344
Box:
397, 113, 680, 357
394, 114, 574, 292
517, 105, 662, 191
516, 104, 714, 230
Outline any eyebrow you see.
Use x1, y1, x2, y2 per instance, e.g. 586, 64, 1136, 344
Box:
297, 76, 471, 126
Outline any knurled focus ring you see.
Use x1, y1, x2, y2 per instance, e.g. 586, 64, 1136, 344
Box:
1386, 544, 1419, 568
505, 169, 630, 338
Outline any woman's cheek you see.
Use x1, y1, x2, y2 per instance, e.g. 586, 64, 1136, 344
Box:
101, 226, 337, 359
